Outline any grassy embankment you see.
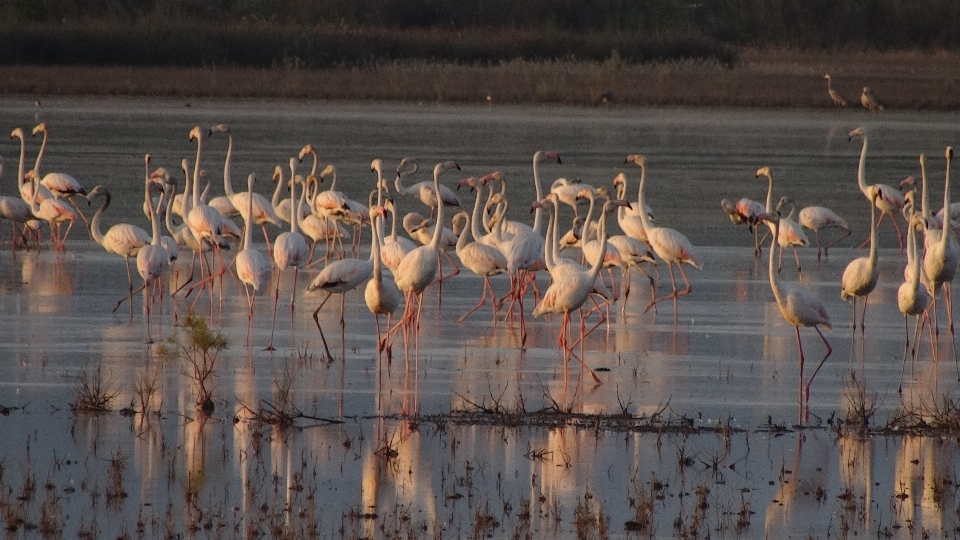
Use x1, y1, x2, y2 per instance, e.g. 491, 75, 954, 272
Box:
1, 21, 959, 108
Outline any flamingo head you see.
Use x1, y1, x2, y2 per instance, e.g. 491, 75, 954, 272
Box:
575, 187, 595, 201
86, 185, 107, 204
369, 205, 387, 221
755, 166, 771, 179
624, 154, 645, 167
899, 175, 916, 191
823, 73, 830, 80
603, 198, 632, 214
10, 127, 24, 140
947, 146, 954, 161
848, 126, 865, 141
189, 125, 203, 142
612, 172, 627, 189
457, 177, 479, 191
396, 157, 418, 177
435, 160, 461, 177
319, 164, 335, 181
536, 150, 561, 164
480, 171, 504, 185
208, 123, 229, 137
298, 144, 315, 162
272, 165, 284, 183
370, 158, 382, 174
31, 122, 47, 136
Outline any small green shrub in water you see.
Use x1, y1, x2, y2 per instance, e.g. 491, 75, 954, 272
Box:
159, 312, 227, 415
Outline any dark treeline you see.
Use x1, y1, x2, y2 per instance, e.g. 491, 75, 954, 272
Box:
2, 0, 958, 68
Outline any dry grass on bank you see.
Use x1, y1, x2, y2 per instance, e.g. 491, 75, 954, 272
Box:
4, 48, 960, 109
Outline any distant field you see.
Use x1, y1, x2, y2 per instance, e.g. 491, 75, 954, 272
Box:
5, 48, 959, 109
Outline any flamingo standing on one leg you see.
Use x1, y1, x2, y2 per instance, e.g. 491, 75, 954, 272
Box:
761, 212, 832, 423
848, 126, 905, 249
266, 158, 309, 351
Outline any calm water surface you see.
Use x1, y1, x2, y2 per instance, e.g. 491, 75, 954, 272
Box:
0, 97, 959, 538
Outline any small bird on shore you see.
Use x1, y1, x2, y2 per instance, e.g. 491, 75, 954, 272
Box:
823, 74, 847, 106
861, 86, 883, 113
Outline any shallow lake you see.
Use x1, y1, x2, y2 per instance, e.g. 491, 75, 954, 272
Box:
0, 97, 959, 538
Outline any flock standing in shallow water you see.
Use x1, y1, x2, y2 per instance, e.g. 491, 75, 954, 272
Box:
2, 122, 957, 421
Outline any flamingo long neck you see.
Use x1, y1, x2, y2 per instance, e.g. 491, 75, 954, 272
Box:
908, 217, 921, 285
371, 214, 384, 277
290, 162, 301, 235
243, 175, 255, 251
222, 134, 236, 198
28, 175, 41, 213
767, 219, 786, 307
146, 183, 160, 246
164, 182, 181, 236
395, 163, 415, 196
636, 162, 655, 234
857, 133, 869, 197
388, 204, 400, 242
615, 180, 629, 223
455, 214, 471, 254
89, 190, 109, 246
532, 152, 545, 233
469, 182, 485, 243
867, 193, 878, 266
428, 166, 445, 249
192, 131, 203, 208
764, 171, 774, 213
32, 127, 47, 173
588, 204, 608, 279
181, 160, 193, 216
941, 149, 953, 250
14, 131, 27, 192
920, 154, 929, 218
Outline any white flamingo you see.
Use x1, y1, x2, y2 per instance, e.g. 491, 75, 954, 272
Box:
208, 124, 282, 252
0, 157, 38, 250
266, 158, 310, 351
134, 154, 170, 344
898, 212, 932, 391
184, 126, 229, 301
394, 157, 462, 218
452, 210, 508, 323
798, 205, 850, 260
234, 172, 270, 332
391, 161, 460, 331
849, 126, 905, 249
10, 127, 54, 205
840, 187, 881, 335
922, 147, 959, 365
306, 205, 387, 361
626, 154, 701, 318
761, 212, 832, 423
365, 207, 403, 358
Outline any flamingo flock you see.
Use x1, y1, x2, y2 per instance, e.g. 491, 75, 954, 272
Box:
3, 121, 958, 422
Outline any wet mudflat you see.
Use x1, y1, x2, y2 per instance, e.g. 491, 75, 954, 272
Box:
0, 97, 959, 538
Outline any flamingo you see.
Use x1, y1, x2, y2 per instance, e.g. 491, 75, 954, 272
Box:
532, 198, 628, 383
849, 126, 905, 249
756, 167, 809, 273
773, 196, 810, 274
922, 147, 959, 365
183, 126, 231, 302
550, 177, 593, 218
208, 124, 282, 252
625, 154, 701, 318
720, 197, 765, 255
840, 187, 881, 335
234, 172, 270, 333
271, 164, 309, 225
391, 161, 461, 332
402, 211, 460, 281
452, 211, 508, 324
798, 205, 850, 260
761, 212, 832, 423
306, 205, 387, 362
365, 207, 402, 358
30, 123, 89, 230
0, 157, 39, 250
10, 127, 54, 206
25, 170, 76, 252
379, 196, 416, 273
394, 157, 463, 218
823, 74, 847, 106
266, 158, 310, 351
898, 212, 932, 392
133, 154, 170, 344
300, 175, 350, 264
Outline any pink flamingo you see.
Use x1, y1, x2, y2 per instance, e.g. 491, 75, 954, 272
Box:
840, 187, 881, 336
798, 205, 850, 260
234, 172, 270, 334
452, 210, 508, 323
266, 158, 309, 351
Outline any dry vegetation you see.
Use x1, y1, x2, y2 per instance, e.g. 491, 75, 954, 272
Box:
6, 48, 960, 109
